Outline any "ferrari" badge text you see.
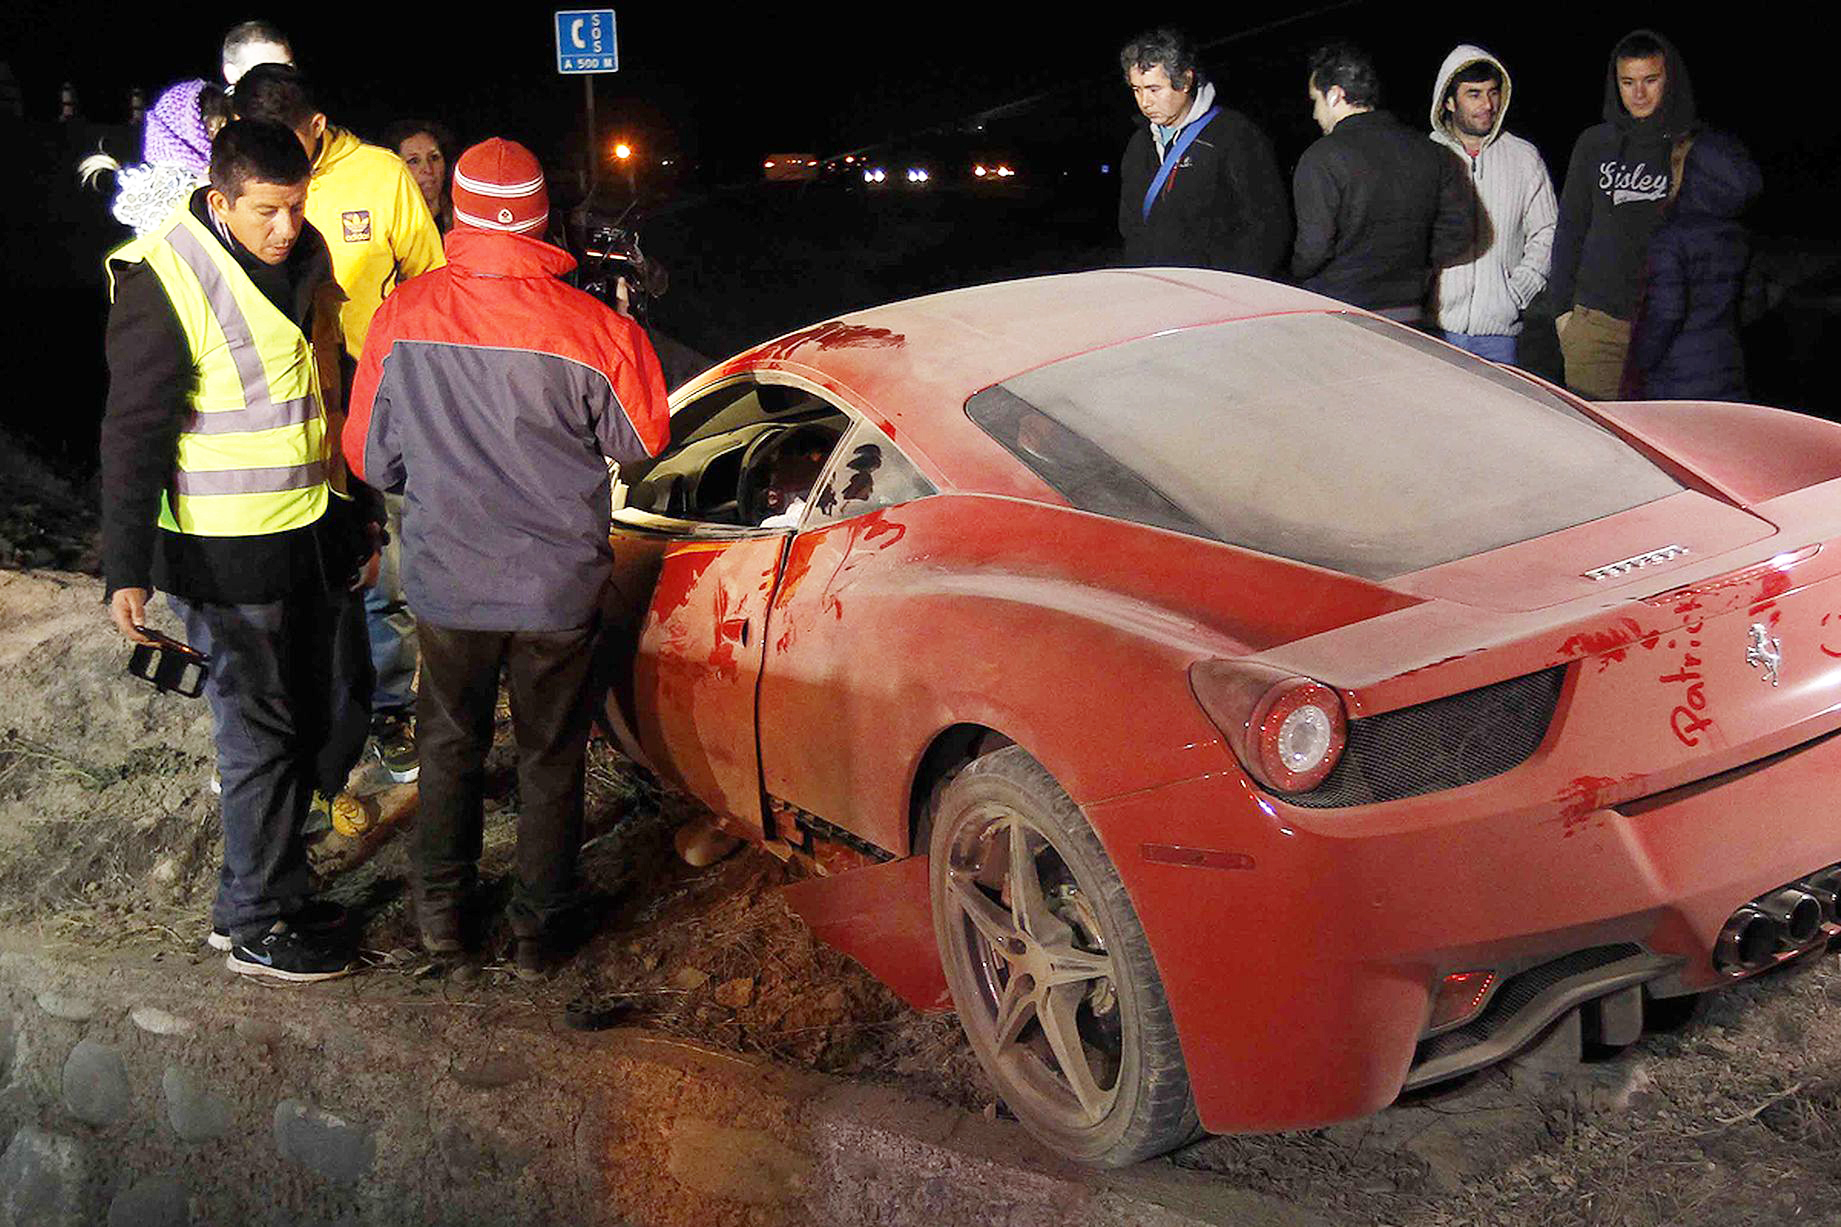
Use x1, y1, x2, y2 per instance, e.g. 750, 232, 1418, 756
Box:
1581, 544, 1690, 582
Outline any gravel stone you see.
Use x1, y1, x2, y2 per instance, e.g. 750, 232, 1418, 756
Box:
106, 1175, 189, 1227
0, 1015, 14, 1082
274, 1100, 376, 1184
161, 1067, 233, 1144
60, 1041, 130, 1126
0, 1126, 90, 1227
33, 995, 95, 1023
130, 1007, 195, 1037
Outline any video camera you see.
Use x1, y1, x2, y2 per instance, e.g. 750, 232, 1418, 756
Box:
569, 203, 669, 326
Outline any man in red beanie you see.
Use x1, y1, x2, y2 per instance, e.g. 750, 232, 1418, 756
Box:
343, 138, 669, 977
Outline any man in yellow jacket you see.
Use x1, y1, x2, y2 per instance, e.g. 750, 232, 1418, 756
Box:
235, 62, 444, 783
234, 63, 445, 360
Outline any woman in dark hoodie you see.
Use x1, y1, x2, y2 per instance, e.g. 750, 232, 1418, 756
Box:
1547, 29, 1698, 399
1622, 131, 1763, 400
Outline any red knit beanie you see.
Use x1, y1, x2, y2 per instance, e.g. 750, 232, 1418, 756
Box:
452, 138, 549, 235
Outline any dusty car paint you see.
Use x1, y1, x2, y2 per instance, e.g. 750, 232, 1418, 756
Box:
601, 269, 1841, 1137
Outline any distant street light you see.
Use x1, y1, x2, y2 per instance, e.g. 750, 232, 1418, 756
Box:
610, 141, 635, 196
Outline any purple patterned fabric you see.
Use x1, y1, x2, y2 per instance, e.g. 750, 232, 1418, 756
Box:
142, 78, 212, 175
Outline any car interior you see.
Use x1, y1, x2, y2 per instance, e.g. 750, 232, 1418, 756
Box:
616, 381, 851, 526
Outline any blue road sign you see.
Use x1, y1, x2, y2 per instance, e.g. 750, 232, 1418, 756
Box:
555, 9, 618, 74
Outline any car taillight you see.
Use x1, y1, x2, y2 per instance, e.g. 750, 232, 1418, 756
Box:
1190, 661, 1348, 794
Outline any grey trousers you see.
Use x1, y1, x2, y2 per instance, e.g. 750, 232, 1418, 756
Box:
171, 585, 372, 939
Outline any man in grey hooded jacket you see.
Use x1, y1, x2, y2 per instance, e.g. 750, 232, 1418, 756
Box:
1428, 45, 1557, 365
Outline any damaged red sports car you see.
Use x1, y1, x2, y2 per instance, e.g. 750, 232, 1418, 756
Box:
595, 269, 1841, 1167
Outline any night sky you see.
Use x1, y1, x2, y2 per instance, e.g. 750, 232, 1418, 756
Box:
6, 1, 1839, 465
4, 2, 1834, 225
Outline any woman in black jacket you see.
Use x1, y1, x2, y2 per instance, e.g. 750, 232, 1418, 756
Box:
1623, 130, 1762, 400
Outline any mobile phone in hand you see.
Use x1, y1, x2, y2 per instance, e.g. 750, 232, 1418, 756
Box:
126, 628, 209, 698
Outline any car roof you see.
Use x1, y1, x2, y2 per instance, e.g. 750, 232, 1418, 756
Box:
714, 268, 1348, 497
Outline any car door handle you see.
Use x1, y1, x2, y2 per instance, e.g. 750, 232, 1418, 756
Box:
720, 617, 750, 646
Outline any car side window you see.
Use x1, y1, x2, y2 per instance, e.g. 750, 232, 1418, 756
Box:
616, 380, 850, 526
801, 420, 935, 529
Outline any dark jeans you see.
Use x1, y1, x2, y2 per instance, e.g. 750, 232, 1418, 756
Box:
170, 585, 372, 940
415, 621, 596, 937
362, 492, 417, 714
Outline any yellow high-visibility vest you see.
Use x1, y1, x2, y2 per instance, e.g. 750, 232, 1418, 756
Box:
106, 206, 330, 537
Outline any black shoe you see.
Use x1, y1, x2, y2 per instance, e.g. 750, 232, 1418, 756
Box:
369, 709, 419, 784
209, 899, 349, 952
225, 923, 356, 983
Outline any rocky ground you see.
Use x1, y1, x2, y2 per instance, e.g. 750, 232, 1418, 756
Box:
5, 438, 1841, 1225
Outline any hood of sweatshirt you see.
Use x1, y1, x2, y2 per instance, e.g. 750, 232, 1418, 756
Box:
1603, 29, 1697, 137
1152, 79, 1218, 154
1674, 130, 1762, 220
1429, 44, 1509, 149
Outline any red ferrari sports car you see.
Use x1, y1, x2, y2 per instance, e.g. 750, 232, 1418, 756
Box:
596, 269, 1841, 1167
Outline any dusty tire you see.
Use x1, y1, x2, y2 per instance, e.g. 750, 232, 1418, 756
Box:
929, 745, 1200, 1166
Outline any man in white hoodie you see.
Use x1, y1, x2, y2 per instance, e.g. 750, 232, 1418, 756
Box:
1428, 46, 1557, 365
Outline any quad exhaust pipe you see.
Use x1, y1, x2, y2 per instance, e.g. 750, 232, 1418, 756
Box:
1714, 906, 1780, 972
1713, 866, 1841, 974
1758, 888, 1824, 946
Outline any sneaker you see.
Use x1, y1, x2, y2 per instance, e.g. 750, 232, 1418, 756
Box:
225, 922, 355, 983
330, 792, 372, 838
307, 790, 371, 838
209, 899, 349, 952
370, 710, 419, 784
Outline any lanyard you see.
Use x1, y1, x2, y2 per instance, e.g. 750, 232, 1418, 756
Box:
1142, 107, 1221, 222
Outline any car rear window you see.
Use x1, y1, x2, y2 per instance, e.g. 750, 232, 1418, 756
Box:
966, 313, 1684, 579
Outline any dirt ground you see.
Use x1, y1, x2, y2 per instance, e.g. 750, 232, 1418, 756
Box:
6, 444, 1841, 1225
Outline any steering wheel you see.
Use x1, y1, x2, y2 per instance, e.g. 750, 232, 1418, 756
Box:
735, 425, 793, 526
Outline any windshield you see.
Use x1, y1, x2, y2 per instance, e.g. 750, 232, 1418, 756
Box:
967, 313, 1683, 579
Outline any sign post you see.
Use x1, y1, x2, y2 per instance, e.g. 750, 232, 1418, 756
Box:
554, 9, 620, 195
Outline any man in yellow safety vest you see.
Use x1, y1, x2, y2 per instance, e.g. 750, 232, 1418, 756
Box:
100, 119, 381, 983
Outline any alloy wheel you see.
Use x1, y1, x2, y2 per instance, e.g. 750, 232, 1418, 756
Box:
941, 800, 1124, 1127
